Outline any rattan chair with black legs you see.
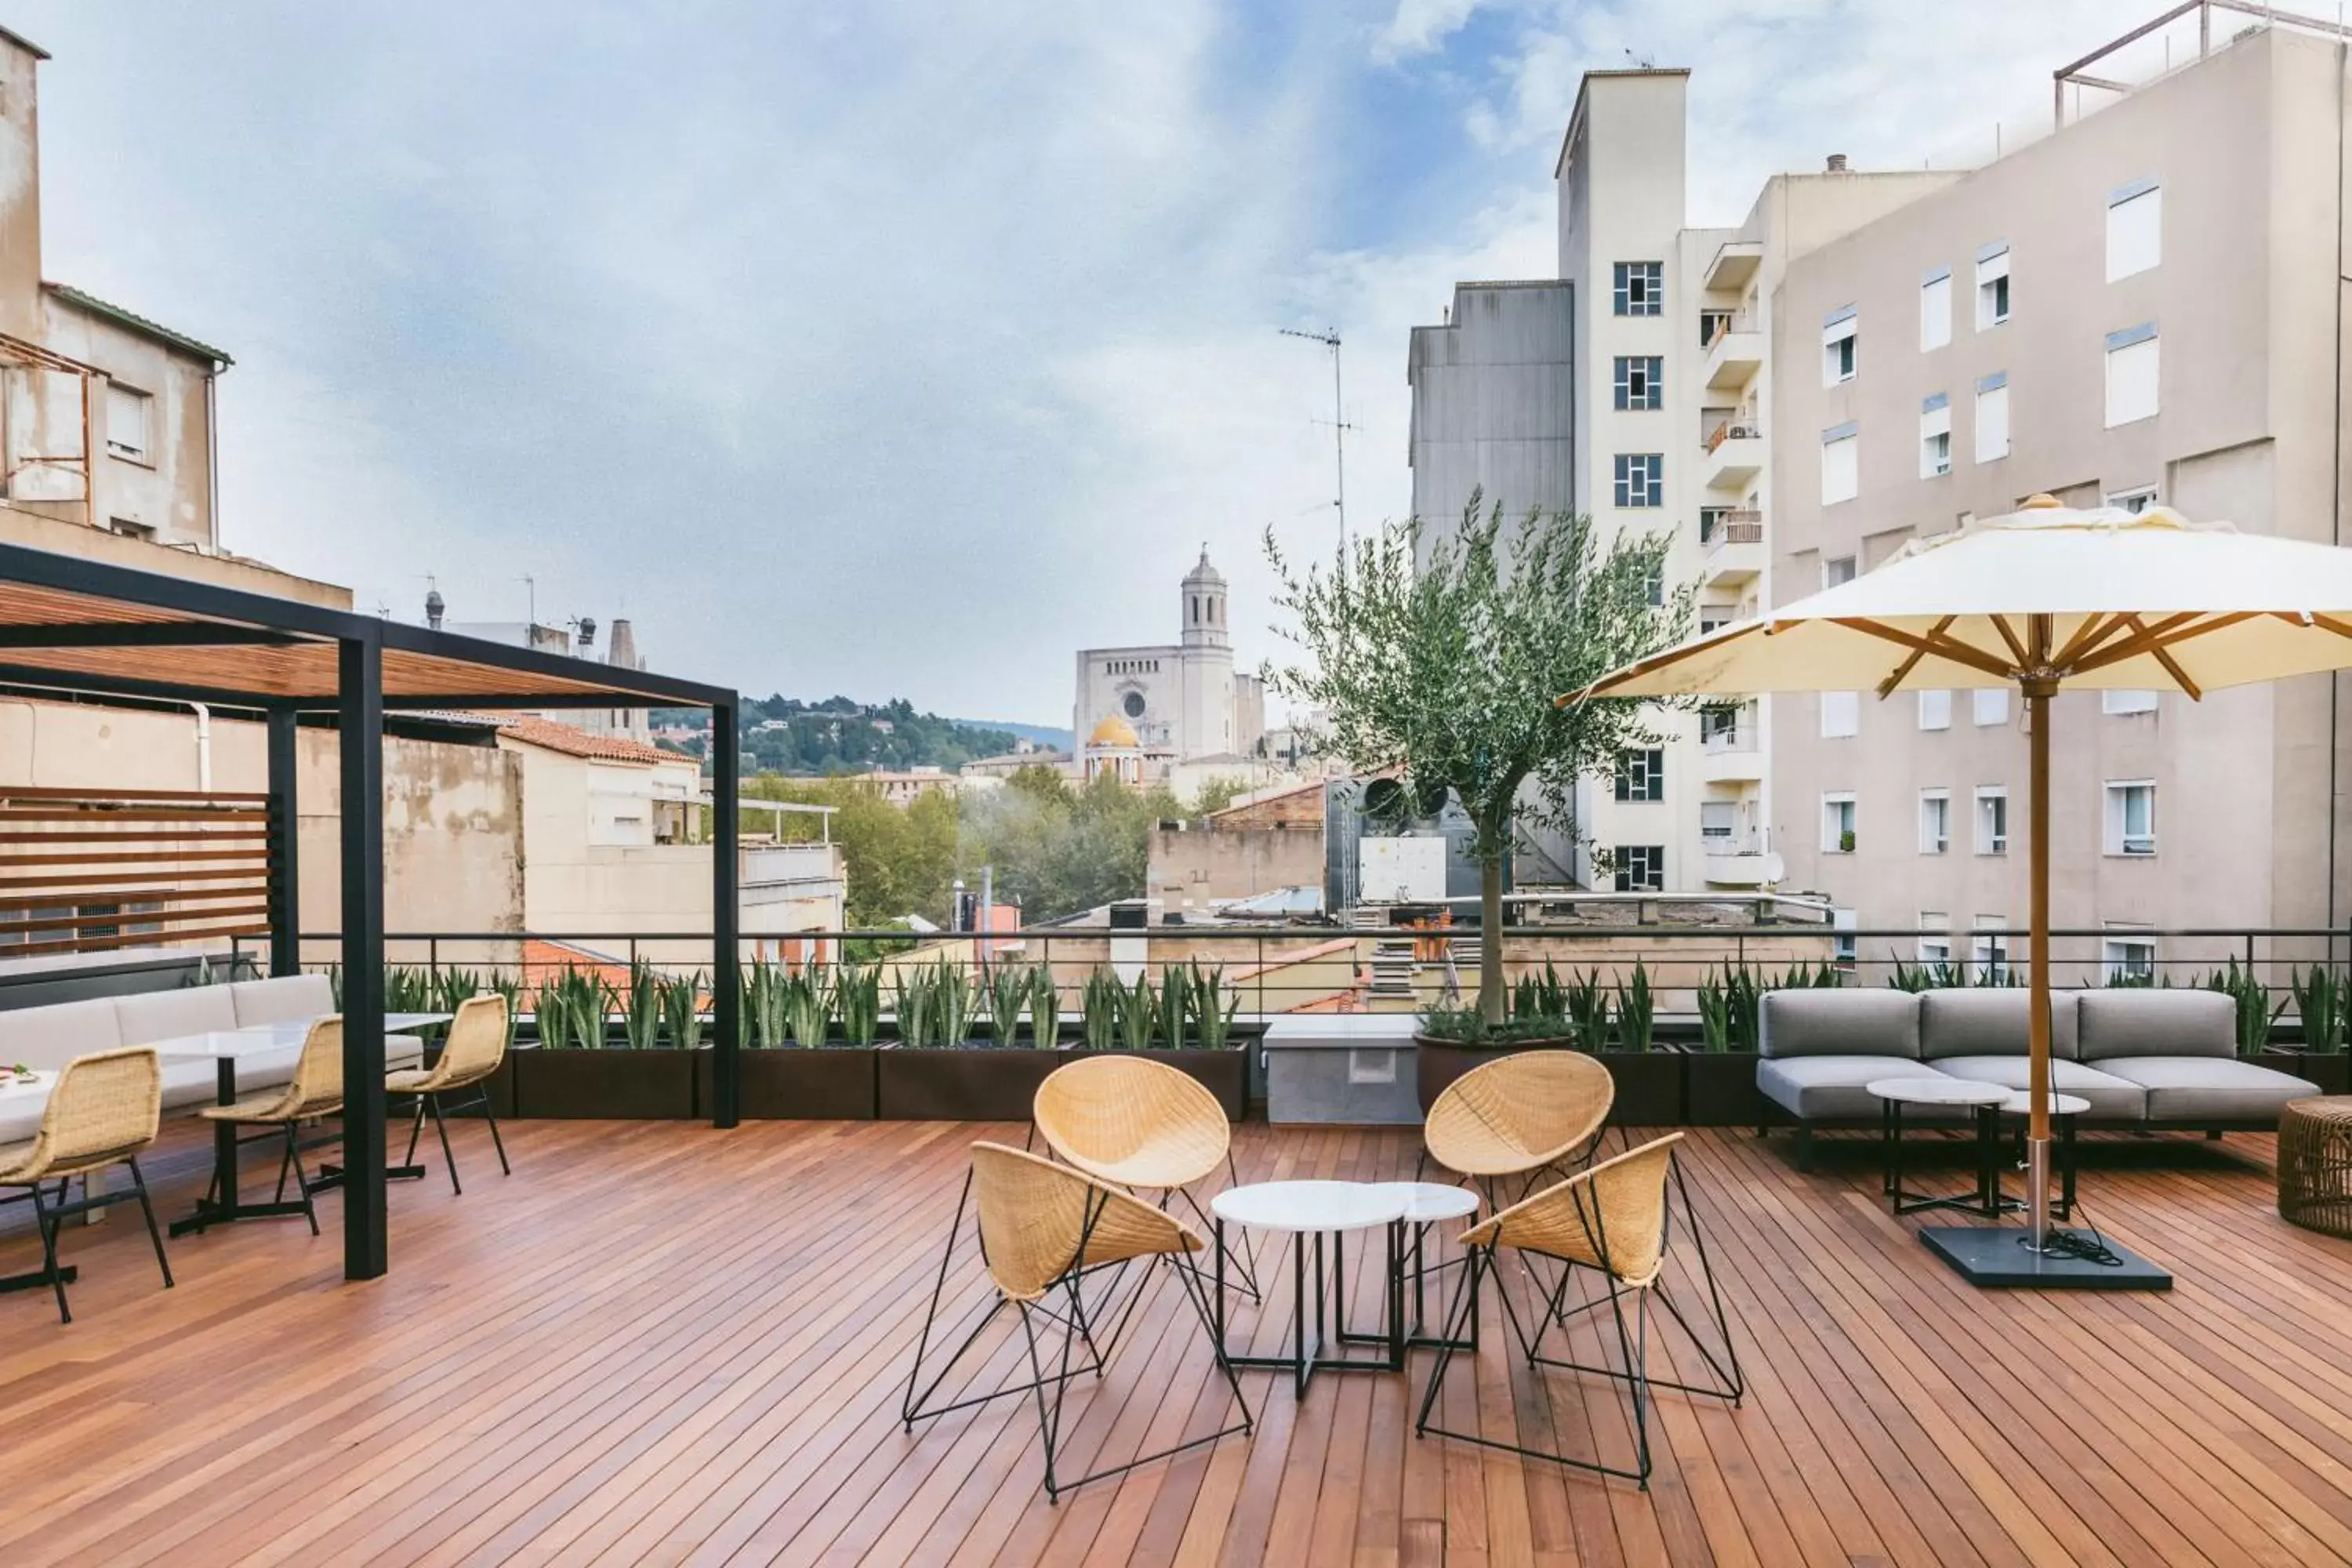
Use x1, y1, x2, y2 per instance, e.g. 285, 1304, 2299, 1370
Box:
1033, 1053, 1258, 1300
0, 1047, 172, 1324
1421, 1051, 1617, 1210
1414, 1132, 1743, 1489
198, 1017, 343, 1236
387, 993, 511, 1195
900, 1141, 1254, 1504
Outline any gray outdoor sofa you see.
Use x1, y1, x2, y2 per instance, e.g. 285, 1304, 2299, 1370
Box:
1756, 986, 2320, 1168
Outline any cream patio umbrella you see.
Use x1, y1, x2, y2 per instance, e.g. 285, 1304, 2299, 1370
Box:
1566, 495, 2352, 1268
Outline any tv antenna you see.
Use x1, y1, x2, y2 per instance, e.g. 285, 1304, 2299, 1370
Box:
516, 574, 537, 626
1279, 327, 1350, 556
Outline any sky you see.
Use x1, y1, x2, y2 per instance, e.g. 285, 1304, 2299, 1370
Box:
12, 0, 2180, 725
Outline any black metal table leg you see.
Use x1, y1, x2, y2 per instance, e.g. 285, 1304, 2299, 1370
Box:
172, 1057, 319, 1236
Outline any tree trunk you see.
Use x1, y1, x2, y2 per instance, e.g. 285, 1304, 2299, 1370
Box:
1480, 856, 1506, 1026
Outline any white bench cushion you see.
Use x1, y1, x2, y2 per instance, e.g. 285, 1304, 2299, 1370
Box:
0, 1091, 45, 1145
227, 974, 336, 1029
116, 986, 238, 1045
0, 997, 125, 1073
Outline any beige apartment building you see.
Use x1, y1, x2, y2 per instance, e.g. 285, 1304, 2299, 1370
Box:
1769, 20, 2352, 978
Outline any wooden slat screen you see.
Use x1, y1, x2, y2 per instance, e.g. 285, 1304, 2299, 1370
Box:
0, 786, 271, 956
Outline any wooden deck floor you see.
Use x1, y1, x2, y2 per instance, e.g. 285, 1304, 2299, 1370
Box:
4, 1117, 2351, 1566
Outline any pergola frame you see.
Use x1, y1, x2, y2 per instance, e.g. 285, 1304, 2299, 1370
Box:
0, 539, 746, 1282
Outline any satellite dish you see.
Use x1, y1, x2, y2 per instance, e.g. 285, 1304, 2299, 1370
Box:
1759, 851, 1786, 886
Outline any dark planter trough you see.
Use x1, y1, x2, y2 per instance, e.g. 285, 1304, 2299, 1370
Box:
1601, 1051, 1683, 1127
1681, 1050, 1764, 1127
695, 1047, 879, 1120
878, 1045, 1065, 1121
2252, 1050, 2350, 1098
1412, 1035, 1575, 1114
510, 1047, 698, 1120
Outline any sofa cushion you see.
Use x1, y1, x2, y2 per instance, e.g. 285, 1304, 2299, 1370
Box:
115, 986, 238, 1047
227, 974, 336, 1029
2093, 1057, 2317, 1123
1918, 989, 2079, 1061
1760, 990, 1922, 1060
0, 997, 126, 1073
2075, 989, 2235, 1062
0, 1087, 46, 1145
1926, 1056, 2147, 1121
1758, 1055, 1962, 1121
161, 1057, 221, 1113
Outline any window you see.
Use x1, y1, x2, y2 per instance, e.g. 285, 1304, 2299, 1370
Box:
1613, 453, 1664, 508
1614, 746, 1664, 802
104, 383, 151, 461
1831, 908, 1857, 969
1919, 394, 1951, 477
1920, 267, 1951, 350
1973, 688, 2009, 726
1822, 793, 1857, 853
1642, 563, 1664, 606
1975, 373, 2009, 463
1918, 913, 1951, 966
2107, 179, 2161, 281
1613, 355, 1663, 411
1976, 243, 2009, 329
2103, 930, 2157, 983
1700, 309, 1733, 347
107, 517, 154, 542
1820, 691, 1859, 738
1973, 916, 2011, 985
1822, 307, 1857, 386
1918, 689, 1951, 730
1823, 555, 1857, 588
1614, 844, 1665, 891
1918, 789, 1951, 855
1700, 608, 1733, 635
1613, 262, 1663, 317
1122, 691, 1146, 719
1820, 423, 1859, 505
2105, 781, 2155, 855
1974, 786, 2008, 855
2107, 485, 2158, 514
1700, 800, 1737, 841
1700, 703, 1743, 744
2106, 324, 2158, 426
2102, 688, 2158, 715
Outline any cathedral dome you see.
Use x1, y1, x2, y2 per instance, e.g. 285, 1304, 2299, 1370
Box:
1087, 714, 1141, 750
1182, 548, 1225, 586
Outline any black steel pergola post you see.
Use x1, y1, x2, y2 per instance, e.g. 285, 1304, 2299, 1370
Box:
339, 633, 388, 1281
265, 706, 300, 978
711, 698, 741, 1128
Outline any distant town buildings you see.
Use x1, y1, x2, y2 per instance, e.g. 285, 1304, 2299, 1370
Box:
1073, 550, 1265, 771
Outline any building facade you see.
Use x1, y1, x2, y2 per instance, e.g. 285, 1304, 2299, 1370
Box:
1073, 550, 1265, 768
1767, 21, 2352, 978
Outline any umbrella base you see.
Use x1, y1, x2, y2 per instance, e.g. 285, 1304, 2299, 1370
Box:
1920, 1226, 2172, 1290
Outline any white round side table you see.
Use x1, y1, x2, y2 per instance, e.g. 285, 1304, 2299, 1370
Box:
1209, 1180, 1409, 1396
1866, 1077, 2009, 1217
1363, 1181, 1479, 1348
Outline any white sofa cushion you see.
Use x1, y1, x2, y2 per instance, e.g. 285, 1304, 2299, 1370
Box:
0, 1087, 46, 1145
0, 997, 126, 1073
1926, 1055, 2147, 1120
115, 986, 238, 1046
227, 974, 336, 1029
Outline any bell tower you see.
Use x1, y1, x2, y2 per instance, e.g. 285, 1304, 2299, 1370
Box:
1180, 546, 1228, 650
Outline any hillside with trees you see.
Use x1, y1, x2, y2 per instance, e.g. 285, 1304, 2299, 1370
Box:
653, 696, 1023, 775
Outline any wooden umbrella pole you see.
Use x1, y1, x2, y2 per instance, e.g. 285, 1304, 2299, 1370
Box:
2027, 666, 2055, 1249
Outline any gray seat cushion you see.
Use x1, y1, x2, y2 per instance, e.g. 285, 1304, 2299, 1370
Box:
1760, 990, 1922, 1059
1927, 1056, 2147, 1120
1759, 1055, 1963, 1121
0, 1090, 45, 1145
2075, 989, 2235, 1062
2094, 1057, 2318, 1122
1918, 989, 2079, 1061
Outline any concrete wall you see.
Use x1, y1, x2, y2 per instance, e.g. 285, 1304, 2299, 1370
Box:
1148, 823, 1326, 912
40, 292, 216, 546
1766, 26, 2352, 968
0, 32, 40, 345
1406, 281, 1576, 530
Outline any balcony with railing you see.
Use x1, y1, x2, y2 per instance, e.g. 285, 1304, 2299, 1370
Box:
1702, 307, 1762, 390
1700, 828, 1774, 885
1700, 416, 1764, 491
1699, 506, 1764, 586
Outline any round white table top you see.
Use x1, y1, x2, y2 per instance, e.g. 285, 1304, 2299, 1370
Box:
1998, 1091, 2092, 1117
1866, 1076, 2008, 1107
1365, 1181, 1480, 1224
0, 1069, 50, 1099
1211, 1180, 1409, 1234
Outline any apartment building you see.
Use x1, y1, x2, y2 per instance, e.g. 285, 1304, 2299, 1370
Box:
1769, 21, 2352, 977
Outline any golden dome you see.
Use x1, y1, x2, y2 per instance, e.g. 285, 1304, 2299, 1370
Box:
1087, 714, 1141, 750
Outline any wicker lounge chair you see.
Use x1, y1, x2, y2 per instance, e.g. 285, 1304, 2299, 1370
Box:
1414, 1131, 1743, 1487
198, 1017, 343, 1236
1421, 1049, 1616, 1205
387, 993, 510, 1194
0, 1046, 172, 1323
900, 1141, 1253, 1503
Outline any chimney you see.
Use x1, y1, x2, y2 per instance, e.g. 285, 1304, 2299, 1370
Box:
1825, 153, 1849, 172
575, 615, 597, 652
608, 617, 639, 670
424, 587, 444, 630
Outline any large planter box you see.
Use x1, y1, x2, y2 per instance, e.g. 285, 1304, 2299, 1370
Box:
695, 1047, 878, 1120
878, 1046, 1064, 1121
1264, 1016, 1421, 1126
2251, 1050, 2348, 1098
1681, 1050, 1764, 1127
510, 1047, 697, 1120
1601, 1051, 1682, 1127
1414, 1035, 1575, 1114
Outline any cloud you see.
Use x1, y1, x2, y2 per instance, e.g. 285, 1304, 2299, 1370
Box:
1373, 0, 1486, 64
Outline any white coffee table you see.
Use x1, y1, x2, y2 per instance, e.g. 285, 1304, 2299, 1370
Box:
1867, 1077, 2010, 1218
1362, 1181, 1479, 1347
1209, 1180, 1409, 1396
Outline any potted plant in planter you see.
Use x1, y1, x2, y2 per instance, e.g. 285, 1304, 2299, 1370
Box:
1139, 962, 1247, 1120
878, 957, 1063, 1120
512, 963, 697, 1119
1414, 1000, 1577, 1112
702, 960, 881, 1120
1595, 960, 1681, 1124
2268, 962, 2350, 1095
1267, 493, 1692, 1059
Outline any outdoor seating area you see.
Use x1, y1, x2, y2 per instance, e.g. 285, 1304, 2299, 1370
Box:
6, 1110, 2352, 1564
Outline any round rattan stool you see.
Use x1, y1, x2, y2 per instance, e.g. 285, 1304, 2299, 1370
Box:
2278, 1098, 2352, 1239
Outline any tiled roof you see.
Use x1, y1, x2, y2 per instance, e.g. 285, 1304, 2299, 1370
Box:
493, 715, 690, 766
44, 281, 234, 366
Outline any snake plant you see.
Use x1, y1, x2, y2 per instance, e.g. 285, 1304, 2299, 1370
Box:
985, 961, 1029, 1046
783, 963, 833, 1047
1080, 969, 1120, 1051
1189, 961, 1237, 1050
1029, 964, 1062, 1048
837, 963, 881, 1047
659, 971, 706, 1051
621, 957, 665, 1049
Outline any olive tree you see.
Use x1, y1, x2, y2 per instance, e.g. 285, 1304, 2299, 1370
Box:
1267, 494, 1693, 1025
